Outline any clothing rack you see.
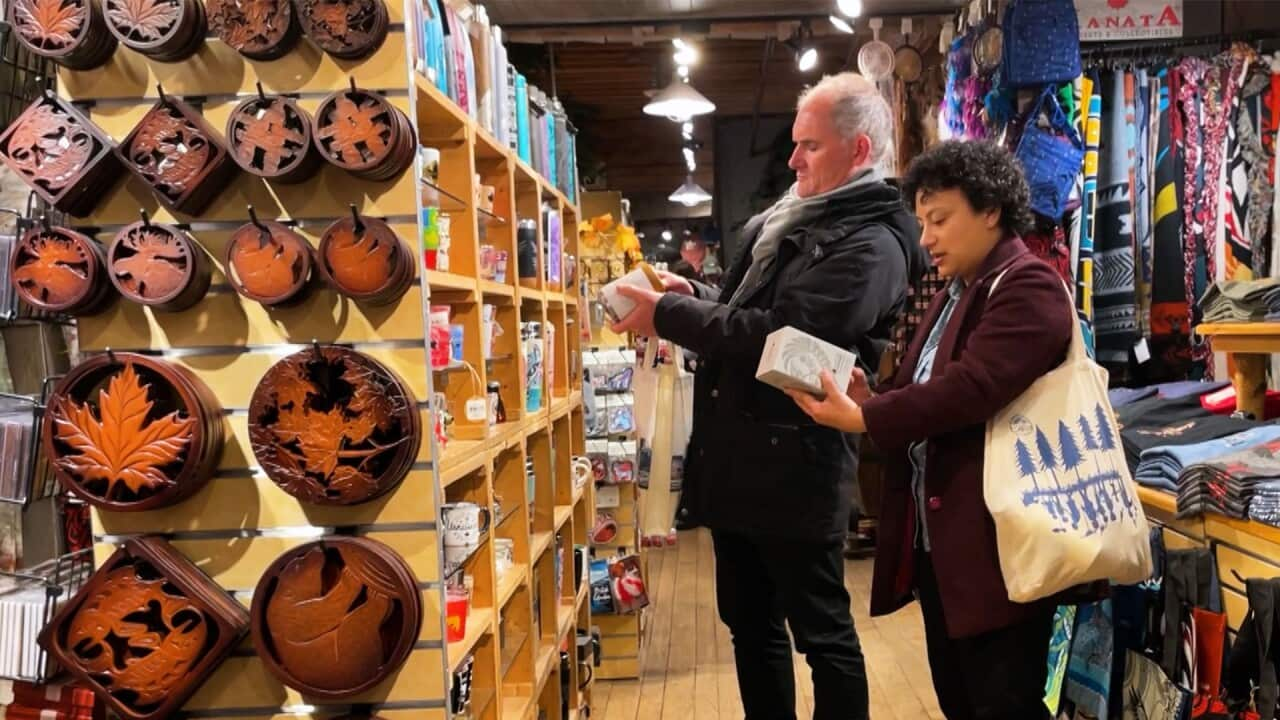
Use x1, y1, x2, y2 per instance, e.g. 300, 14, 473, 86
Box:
1080, 30, 1278, 61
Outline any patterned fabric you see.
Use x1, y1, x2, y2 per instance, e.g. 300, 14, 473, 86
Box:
1178, 58, 1211, 366
1223, 49, 1260, 283
1025, 225, 1073, 285
1079, 72, 1103, 358
1135, 69, 1155, 339
908, 280, 965, 552
1095, 70, 1139, 364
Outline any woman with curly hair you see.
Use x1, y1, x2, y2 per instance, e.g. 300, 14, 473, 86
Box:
788, 141, 1074, 719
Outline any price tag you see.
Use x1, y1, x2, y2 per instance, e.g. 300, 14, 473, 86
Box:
1134, 338, 1151, 365
465, 397, 488, 423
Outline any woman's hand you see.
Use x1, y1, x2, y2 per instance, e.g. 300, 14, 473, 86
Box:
785, 370, 867, 433
846, 367, 873, 405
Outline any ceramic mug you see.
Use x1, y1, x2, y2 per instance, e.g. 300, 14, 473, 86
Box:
420, 147, 440, 184
442, 502, 490, 547
443, 544, 473, 578
572, 456, 592, 488
495, 538, 515, 576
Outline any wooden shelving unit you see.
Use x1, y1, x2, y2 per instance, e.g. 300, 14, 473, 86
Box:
55, 0, 592, 717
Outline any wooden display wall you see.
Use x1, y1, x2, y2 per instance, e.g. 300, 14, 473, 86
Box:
59, 3, 592, 718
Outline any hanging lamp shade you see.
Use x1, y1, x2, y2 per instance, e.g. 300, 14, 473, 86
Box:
669, 176, 712, 206
644, 80, 716, 120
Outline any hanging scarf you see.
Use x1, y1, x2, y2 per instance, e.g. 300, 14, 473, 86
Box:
1134, 69, 1155, 339
1094, 69, 1139, 366
1078, 71, 1103, 358
1224, 54, 1266, 282
1151, 67, 1192, 380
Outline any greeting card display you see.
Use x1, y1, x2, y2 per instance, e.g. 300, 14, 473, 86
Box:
248, 345, 420, 505
318, 211, 414, 306
225, 92, 319, 183
10, 224, 114, 315
6, 0, 117, 69
224, 211, 315, 306
44, 352, 224, 511
107, 218, 211, 312
250, 537, 422, 698
103, 0, 206, 61
117, 91, 237, 215
313, 83, 414, 181
0, 94, 123, 217
206, 0, 299, 59
37, 537, 249, 720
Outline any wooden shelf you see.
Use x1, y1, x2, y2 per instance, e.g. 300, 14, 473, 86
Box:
414, 72, 470, 132
558, 602, 575, 639
481, 280, 516, 299
570, 390, 583, 409
576, 581, 588, 614
502, 695, 534, 720
427, 269, 479, 296
531, 530, 554, 561
535, 644, 557, 693
554, 505, 572, 532
441, 439, 488, 488
1138, 486, 1177, 515
448, 607, 494, 671
498, 563, 528, 609
500, 631, 529, 677
572, 478, 586, 507
474, 125, 510, 162
551, 396, 571, 419
488, 421, 526, 454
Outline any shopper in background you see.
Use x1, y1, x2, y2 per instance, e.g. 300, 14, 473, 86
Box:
788, 141, 1074, 720
611, 72, 926, 720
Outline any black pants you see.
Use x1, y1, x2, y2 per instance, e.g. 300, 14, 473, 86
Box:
712, 530, 868, 720
915, 551, 1054, 720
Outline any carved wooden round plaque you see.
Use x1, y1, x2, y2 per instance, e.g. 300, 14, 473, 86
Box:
10, 225, 114, 315
313, 87, 415, 181
294, 0, 387, 59
248, 345, 421, 505
317, 215, 413, 306
207, 0, 298, 60
103, 0, 206, 61
226, 95, 319, 184
224, 220, 314, 306
250, 537, 423, 698
108, 221, 211, 312
44, 353, 224, 512
6, 0, 117, 69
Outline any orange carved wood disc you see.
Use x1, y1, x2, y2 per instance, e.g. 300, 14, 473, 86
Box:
250, 537, 423, 698
207, 0, 298, 60
44, 352, 224, 511
6, 0, 117, 69
248, 345, 421, 506
103, 0, 205, 60
226, 95, 318, 182
9, 225, 113, 315
318, 215, 413, 305
224, 220, 314, 306
0, 94, 123, 216
119, 96, 237, 215
108, 221, 211, 311
37, 537, 249, 720
294, 0, 386, 59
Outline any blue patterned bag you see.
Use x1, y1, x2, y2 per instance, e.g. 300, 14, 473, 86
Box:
1002, 0, 1082, 87
1016, 88, 1085, 220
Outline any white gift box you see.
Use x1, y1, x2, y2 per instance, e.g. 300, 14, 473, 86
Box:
756, 326, 858, 399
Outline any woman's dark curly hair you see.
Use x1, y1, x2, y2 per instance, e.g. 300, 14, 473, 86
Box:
900, 140, 1034, 237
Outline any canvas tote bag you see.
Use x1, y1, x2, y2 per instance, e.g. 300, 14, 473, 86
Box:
984, 265, 1153, 603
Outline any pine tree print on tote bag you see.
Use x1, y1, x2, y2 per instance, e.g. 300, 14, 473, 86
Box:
984, 268, 1153, 603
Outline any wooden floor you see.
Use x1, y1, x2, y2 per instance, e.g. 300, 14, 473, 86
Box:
591, 529, 945, 720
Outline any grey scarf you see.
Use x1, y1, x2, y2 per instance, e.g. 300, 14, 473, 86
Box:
729, 168, 883, 306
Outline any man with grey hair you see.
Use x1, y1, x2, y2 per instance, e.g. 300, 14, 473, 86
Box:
613, 72, 926, 719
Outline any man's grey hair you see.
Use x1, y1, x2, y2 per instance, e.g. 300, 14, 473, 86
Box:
798, 73, 894, 171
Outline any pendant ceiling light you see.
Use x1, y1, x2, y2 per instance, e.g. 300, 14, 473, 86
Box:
669, 176, 712, 207
644, 79, 716, 121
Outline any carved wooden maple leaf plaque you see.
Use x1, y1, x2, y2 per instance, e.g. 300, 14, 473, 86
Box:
225, 220, 314, 306
108, 221, 211, 311
9, 225, 113, 315
39, 538, 248, 720
312, 84, 414, 181
248, 345, 420, 505
0, 94, 123, 216
250, 537, 422, 698
44, 353, 224, 511
226, 95, 318, 183
207, 0, 298, 59
118, 96, 237, 215
7, 0, 116, 69
104, 0, 205, 60
295, 0, 386, 59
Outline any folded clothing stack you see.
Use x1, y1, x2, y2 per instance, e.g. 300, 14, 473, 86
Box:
1201, 384, 1280, 420
2, 681, 97, 720
1118, 394, 1213, 470
1136, 425, 1280, 492
1177, 435, 1280, 519
1248, 480, 1280, 527
1197, 278, 1280, 323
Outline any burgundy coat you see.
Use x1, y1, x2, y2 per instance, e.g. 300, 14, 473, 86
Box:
860, 238, 1074, 639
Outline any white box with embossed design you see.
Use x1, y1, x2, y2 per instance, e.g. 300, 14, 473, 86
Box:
756, 326, 858, 399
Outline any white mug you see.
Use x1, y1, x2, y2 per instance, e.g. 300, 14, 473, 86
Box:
420, 147, 441, 184
495, 538, 515, 577
444, 543, 473, 578
572, 456, 592, 488
442, 502, 491, 547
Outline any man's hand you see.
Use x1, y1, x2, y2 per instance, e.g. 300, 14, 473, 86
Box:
785, 370, 867, 433
610, 284, 662, 337
655, 270, 694, 297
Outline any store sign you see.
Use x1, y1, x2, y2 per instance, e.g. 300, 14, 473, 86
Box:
1076, 0, 1184, 42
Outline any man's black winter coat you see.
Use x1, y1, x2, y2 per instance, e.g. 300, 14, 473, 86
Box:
654, 179, 925, 542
